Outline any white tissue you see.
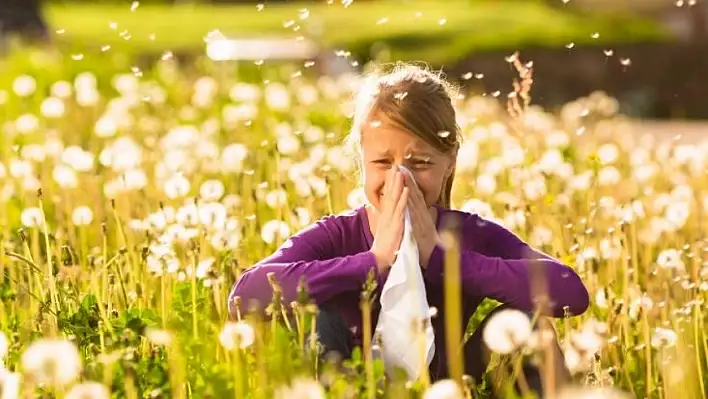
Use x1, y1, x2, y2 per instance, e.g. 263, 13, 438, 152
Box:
375, 165, 435, 381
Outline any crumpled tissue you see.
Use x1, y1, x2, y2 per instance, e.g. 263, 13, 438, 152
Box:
374, 165, 435, 381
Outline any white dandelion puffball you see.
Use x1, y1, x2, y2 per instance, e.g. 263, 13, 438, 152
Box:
21, 338, 82, 386
163, 174, 190, 199
40, 97, 65, 118
145, 328, 173, 346
346, 187, 368, 209
65, 381, 111, 399
72, 206, 94, 226
0, 370, 20, 399
261, 220, 291, 244
53, 164, 79, 188
15, 113, 39, 134
21, 207, 44, 228
199, 179, 225, 201
556, 386, 632, 399
219, 321, 255, 350
651, 327, 677, 348
656, 249, 686, 272
13, 75, 36, 97
482, 309, 532, 354
51, 80, 73, 98
274, 377, 326, 399
423, 379, 464, 399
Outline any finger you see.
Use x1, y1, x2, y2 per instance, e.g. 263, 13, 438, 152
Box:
384, 167, 394, 198
391, 168, 404, 200
395, 186, 409, 219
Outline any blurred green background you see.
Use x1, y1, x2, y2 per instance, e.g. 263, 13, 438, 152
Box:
4, 0, 708, 119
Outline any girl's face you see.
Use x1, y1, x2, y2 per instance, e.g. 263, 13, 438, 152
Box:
360, 114, 456, 212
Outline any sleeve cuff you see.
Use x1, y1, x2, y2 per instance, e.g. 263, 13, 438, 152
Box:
359, 250, 381, 284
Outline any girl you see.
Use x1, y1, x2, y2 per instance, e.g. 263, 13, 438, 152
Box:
228, 64, 590, 394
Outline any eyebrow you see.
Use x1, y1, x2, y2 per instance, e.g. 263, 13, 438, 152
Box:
370, 150, 436, 159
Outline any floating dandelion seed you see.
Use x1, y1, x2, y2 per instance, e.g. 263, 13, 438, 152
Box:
71, 54, 84, 61
283, 20, 295, 28
299, 8, 310, 19
56, 28, 66, 35
475, 73, 484, 79
109, 22, 117, 30
130, 1, 139, 12
491, 91, 501, 97
565, 42, 575, 49
149, 33, 156, 40
591, 32, 600, 39
161, 51, 174, 61
101, 45, 111, 52
256, 3, 264, 11
462, 72, 473, 80
415, 11, 422, 17
438, 18, 447, 26
676, 0, 684, 6
304, 60, 315, 67
394, 91, 408, 101
377, 17, 389, 24
437, 131, 451, 138
604, 49, 614, 56
620, 58, 632, 66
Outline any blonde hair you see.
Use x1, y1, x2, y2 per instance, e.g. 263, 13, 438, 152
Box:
345, 63, 461, 208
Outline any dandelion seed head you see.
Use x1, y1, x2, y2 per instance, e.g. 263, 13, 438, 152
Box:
423, 379, 463, 399
219, 321, 255, 350
65, 381, 111, 399
72, 206, 94, 226
482, 309, 532, 354
21, 338, 82, 386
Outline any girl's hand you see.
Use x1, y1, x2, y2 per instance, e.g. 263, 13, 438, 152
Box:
403, 173, 440, 269
370, 168, 410, 272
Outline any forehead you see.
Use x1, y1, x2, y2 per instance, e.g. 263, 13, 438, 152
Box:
360, 115, 439, 155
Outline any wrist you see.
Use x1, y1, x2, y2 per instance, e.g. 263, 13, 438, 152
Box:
369, 249, 391, 269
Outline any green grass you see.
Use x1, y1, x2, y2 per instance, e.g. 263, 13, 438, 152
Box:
44, 0, 672, 65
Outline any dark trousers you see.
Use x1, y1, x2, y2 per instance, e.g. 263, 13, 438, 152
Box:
315, 304, 570, 397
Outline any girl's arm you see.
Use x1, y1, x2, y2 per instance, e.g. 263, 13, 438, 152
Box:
424, 214, 589, 318
228, 218, 379, 318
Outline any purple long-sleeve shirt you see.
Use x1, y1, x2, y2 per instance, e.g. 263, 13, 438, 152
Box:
228, 204, 589, 371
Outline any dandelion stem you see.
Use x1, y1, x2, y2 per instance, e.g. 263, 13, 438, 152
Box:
360, 269, 377, 399
191, 251, 199, 340
441, 227, 464, 384
3, 250, 43, 274
38, 192, 61, 327
694, 306, 706, 398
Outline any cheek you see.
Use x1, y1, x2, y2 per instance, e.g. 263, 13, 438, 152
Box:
362, 167, 386, 204
413, 170, 446, 204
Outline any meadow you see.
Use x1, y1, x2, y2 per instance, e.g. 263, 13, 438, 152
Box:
0, 43, 707, 398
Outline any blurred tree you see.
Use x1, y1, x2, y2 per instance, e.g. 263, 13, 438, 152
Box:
0, 0, 51, 43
